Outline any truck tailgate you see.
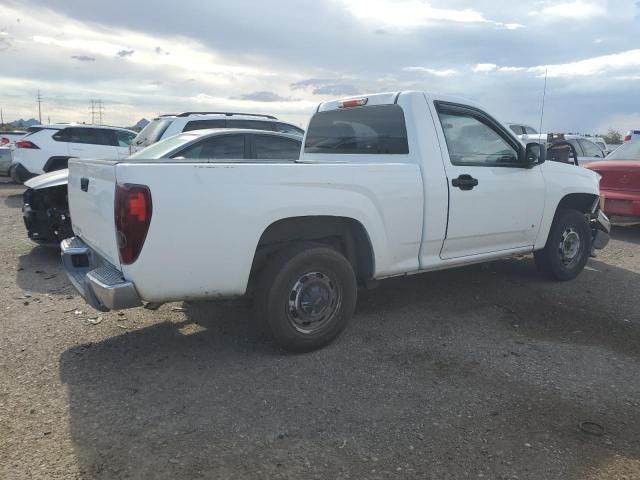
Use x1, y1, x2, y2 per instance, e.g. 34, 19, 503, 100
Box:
67, 159, 121, 268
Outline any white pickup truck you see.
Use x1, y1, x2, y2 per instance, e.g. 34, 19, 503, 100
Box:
62, 91, 610, 352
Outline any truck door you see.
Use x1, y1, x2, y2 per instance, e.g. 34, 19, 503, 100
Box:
433, 102, 546, 259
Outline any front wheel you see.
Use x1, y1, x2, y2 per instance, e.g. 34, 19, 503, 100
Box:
255, 243, 357, 353
534, 209, 592, 281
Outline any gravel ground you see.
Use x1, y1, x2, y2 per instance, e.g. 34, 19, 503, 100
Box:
1, 180, 639, 480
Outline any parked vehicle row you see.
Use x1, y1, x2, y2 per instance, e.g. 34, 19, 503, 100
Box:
22, 128, 302, 244
61, 91, 610, 352
19, 112, 304, 243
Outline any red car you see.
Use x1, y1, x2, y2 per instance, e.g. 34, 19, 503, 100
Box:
585, 141, 640, 219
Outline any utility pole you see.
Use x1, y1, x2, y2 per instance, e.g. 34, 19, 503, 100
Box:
0, 108, 4, 127
37, 90, 43, 124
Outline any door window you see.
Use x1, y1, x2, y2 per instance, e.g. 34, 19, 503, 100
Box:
116, 130, 136, 147
579, 139, 604, 158
438, 111, 520, 166
68, 128, 116, 146
173, 134, 245, 160
524, 126, 538, 134
254, 134, 301, 160
566, 139, 584, 156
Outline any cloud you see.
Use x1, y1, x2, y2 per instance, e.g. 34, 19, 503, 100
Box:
235, 91, 294, 102
290, 78, 360, 96
71, 55, 96, 61
402, 67, 458, 77
473, 63, 497, 72
341, 0, 524, 29
531, 1, 606, 19
117, 49, 134, 57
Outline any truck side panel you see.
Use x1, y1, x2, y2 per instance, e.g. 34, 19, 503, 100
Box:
115, 161, 423, 302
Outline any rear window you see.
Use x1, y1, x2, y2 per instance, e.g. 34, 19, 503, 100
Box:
304, 104, 409, 155
133, 119, 173, 147
129, 134, 197, 159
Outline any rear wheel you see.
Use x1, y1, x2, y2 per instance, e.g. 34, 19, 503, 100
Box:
534, 209, 591, 281
255, 243, 357, 352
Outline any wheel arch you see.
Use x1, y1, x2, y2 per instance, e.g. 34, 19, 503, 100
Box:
250, 215, 375, 286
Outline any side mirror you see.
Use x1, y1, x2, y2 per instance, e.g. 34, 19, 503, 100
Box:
525, 142, 545, 167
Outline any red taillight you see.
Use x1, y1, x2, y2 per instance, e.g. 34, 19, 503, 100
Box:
115, 183, 152, 265
624, 135, 632, 142
15, 140, 39, 149
0, 137, 9, 145
338, 98, 368, 108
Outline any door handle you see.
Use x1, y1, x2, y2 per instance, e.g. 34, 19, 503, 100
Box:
451, 174, 478, 191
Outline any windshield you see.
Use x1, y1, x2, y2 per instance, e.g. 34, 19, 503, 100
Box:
607, 140, 640, 160
128, 134, 197, 159
133, 119, 173, 147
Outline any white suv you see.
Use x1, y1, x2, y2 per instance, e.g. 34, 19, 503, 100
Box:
131, 111, 304, 152
11, 124, 137, 183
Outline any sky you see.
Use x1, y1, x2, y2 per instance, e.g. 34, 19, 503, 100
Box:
0, 0, 639, 133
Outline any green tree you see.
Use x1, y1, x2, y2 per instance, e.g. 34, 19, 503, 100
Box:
602, 129, 622, 145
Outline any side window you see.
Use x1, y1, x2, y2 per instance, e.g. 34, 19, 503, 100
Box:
52, 128, 71, 142
524, 126, 538, 134
182, 119, 226, 132
273, 122, 304, 136
254, 135, 301, 160
509, 125, 525, 135
438, 111, 520, 166
173, 134, 245, 160
227, 120, 275, 131
69, 128, 116, 146
116, 130, 136, 147
579, 139, 603, 157
567, 139, 584, 156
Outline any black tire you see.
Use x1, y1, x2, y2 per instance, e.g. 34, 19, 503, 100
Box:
254, 243, 357, 353
534, 209, 592, 281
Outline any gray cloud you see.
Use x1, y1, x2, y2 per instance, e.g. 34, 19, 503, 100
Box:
71, 55, 96, 61
117, 49, 134, 57
235, 91, 294, 102
3, 0, 640, 132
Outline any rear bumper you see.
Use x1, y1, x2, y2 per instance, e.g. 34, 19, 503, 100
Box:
61, 236, 142, 312
10, 163, 37, 183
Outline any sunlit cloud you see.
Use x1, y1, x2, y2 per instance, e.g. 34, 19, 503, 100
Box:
341, 0, 523, 29
402, 66, 459, 77
529, 1, 606, 19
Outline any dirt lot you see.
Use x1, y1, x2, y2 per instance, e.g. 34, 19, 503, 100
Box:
1, 180, 639, 480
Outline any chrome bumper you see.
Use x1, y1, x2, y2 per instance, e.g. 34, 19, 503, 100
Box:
61, 236, 142, 312
592, 210, 610, 251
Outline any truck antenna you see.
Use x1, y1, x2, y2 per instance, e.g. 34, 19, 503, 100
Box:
538, 68, 548, 135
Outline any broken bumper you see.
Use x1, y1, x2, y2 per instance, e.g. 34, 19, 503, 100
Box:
61, 236, 142, 312
592, 210, 610, 251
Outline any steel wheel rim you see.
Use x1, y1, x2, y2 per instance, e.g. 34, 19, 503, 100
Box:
287, 271, 342, 335
559, 227, 582, 267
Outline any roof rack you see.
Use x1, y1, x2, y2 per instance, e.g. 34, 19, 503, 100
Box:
175, 111, 278, 119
